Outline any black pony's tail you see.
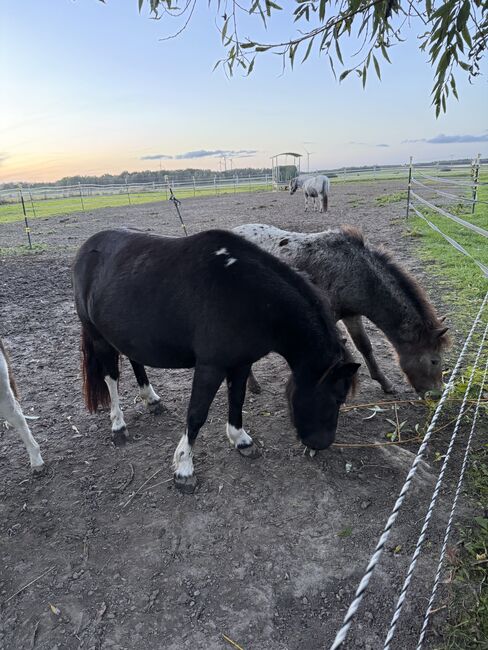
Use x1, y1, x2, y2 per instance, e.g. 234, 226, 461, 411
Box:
80, 326, 111, 413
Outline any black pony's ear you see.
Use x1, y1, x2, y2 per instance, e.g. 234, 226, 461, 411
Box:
332, 362, 361, 381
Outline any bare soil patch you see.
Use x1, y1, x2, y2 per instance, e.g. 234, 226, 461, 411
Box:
0, 182, 466, 649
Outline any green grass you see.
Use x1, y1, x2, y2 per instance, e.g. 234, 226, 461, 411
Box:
408, 171, 488, 648
406, 171, 488, 313
375, 191, 407, 206
0, 183, 271, 223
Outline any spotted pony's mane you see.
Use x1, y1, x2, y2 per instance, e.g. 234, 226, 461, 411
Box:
339, 225, 449, 350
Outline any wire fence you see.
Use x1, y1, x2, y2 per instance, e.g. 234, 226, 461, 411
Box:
330, 156, 488, 648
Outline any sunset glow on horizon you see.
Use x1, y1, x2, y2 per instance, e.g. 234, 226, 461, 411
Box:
1, 2, 486, 184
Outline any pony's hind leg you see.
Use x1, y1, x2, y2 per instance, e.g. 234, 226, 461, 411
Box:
173, 364, 225, 493
342, 315, 395, 393
247, 366, 262, 394
0, 355, 44, 472
227, 365, 259, 458
81, 325, 128, 444
129, 360, 162, 412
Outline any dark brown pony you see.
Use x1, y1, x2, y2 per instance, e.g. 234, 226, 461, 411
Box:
73, 229, 359, 492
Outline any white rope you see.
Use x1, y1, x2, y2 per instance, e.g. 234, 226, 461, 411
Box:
329, 291, 488, 650
416, 171, 487, 188
383, 321, 488, 649
416, 351, 488, 649
410, 192, 488, 239
409, 204, 488, 278
411, 178, 488, 205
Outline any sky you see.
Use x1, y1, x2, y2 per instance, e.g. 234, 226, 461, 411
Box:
0, 1, 487, 183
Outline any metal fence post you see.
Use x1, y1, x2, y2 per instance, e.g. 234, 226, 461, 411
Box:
471, 153, 480, 215
406, 156, 413, 219
214, 176, 217, 195
78, 182, 85, 211
28, 187, 37, 217
248, 174, 251, 191
192, 176, 196, 197
19, 189, 32, 249
126, 178, 131, 205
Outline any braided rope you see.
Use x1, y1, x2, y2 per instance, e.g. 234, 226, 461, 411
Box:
409, 204, 488, 278
383, 321, 488, 649
416, 171, 487, 187
416, 352, 488, 649
329, 291, 488, 650
411, 177, 488, 205
410, 191, 488, 239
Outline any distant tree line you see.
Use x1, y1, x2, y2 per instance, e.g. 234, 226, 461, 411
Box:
1, 159, 484, 191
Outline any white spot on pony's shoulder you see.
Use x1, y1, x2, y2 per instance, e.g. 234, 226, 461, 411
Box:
225, 257, 237, 267
215, 247, 229, 256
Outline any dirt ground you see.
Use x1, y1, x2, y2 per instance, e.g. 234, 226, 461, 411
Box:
0, 182, 473, 649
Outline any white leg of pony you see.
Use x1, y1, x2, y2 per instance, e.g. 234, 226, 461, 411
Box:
226, 423, 253, 448
104, 376, 127, 433
173, 431, 194, 478
139, 383, 161, 406
304, 194, 308, 211
0, 364, 44, 470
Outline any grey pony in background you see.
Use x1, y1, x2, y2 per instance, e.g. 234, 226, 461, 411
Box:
289, 174, 330, 212
233, 224, 449, 397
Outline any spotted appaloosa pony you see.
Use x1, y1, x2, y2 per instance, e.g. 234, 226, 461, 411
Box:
233, 224, 450, 397
73, 228, 359, 492
0, 338, 44, 472
290, 175, 330, 213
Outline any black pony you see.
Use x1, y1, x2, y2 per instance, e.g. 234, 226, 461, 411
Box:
72, 229, 359, 492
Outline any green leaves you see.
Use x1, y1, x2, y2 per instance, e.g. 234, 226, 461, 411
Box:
133, 0, 485, 116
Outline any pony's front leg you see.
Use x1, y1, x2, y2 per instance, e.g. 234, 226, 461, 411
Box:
227, 365, 259, 458
129, 360, 162, 412
173, 364, 225, 493
342, 315, 395, 393
304, 194, 308, 211
0, 391, 44, 472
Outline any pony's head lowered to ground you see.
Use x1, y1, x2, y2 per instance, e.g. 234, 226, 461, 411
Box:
286, 355, 360, 450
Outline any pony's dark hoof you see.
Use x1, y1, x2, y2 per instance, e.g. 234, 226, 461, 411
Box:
148, 400, 164, 415
112, 427, 130, 446
31, 463, 47, 477
238, 443, 261, 459
248, 379, 262, 395
382, 383, 397, 394
174, 474, 197, 494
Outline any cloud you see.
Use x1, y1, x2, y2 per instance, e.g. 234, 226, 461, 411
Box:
0, 153, 9, 166
175, 149, 258, 160
403, 133, 488, 144
376, 143, 389, 147
140, 153, 173, 160
348, 141, 389, 147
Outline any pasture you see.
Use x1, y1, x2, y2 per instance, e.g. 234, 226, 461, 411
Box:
0, 180, 484, 649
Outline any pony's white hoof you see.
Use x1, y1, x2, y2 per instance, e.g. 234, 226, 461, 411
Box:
238, 443, 261, 459
174, 473, 197, 494
112, 426, 130, 446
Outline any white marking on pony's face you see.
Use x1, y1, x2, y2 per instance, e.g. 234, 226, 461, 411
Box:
226, 423, 253, 448
140, 383, 160, 405
173, 432, 194, 477
215, 247, 229, 256
104, 376, 127, 431
225, 257, 237, 267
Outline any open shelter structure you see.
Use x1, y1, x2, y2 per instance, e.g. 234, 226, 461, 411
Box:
271, 152, 302, 190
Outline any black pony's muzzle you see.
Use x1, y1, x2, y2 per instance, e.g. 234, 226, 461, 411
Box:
300, 431, 335, 451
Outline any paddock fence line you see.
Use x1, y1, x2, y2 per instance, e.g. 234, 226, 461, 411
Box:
330, 155, 488, 648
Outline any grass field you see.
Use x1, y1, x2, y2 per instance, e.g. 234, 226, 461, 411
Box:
0, 183, 270, 223
407, 172, 488, 649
